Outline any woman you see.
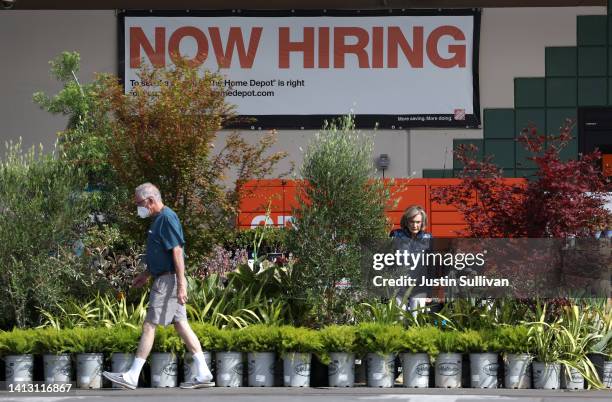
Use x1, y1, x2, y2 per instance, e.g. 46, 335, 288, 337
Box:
391, 205, 432, 316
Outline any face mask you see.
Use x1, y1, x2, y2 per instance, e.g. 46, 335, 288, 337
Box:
137, 206, 150, 219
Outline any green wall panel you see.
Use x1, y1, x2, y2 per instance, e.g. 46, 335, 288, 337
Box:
578, 47, 607, 76
558, 139, 578, 162
546, 78, 577, 107
422, 169, 453, 178
546, 47, 577, 77
483, 108, 515, 139
453, 139, 483, 169
577, 15, 607, 46
515, 108, 546, 136
516, 169, 538, 181
516, 142, 542, 170
578, 77, 608, 105
546, 108, 578, 138
484, 139, 515, 169
514, 78, 545, 108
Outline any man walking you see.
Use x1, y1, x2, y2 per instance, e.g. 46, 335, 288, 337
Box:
103, 183, 214, 389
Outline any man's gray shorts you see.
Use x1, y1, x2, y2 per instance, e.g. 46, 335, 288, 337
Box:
145, 273, 187, 326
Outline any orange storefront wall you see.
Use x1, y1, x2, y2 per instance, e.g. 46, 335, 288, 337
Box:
237, 178, 525, 238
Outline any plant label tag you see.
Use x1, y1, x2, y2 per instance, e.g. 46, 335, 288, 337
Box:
152, 374, 161, 384
80, 376, 90, 385
471, 375, 480, 383
508, 375, 519, 383
46, 377, 53, 383
14, 377, 26, 382
373, 373, 383, 380
256, 375, 265, 382
338, 374, 348, 381
284, 375, 290, 384
221, 373, 230, 381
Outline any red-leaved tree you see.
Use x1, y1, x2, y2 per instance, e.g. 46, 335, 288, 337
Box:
432, 120, 611, 238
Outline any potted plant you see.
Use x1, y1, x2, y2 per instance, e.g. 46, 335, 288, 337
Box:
102, 326, 139, 388
65, 327, 104, 389
355, 323, 403, 388
34, 328, 72, 384
319, 325, 357, 387
279, 326, 322, 387
0, 329, 36, 385
496, 325, 532, 389
399, 326, 438, 388
526, 307, 562, 390
235, 325, 280, 387
434, 330, 466, 388
151, 326, 181, 387
462, 329, 500, 389
213, 328, 243, 387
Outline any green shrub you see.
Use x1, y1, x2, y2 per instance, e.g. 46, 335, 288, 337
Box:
460, 329, 502, 353
191, 323, 219, 351
235, 325, 280, 352
64, 327, 106, 353
101, 326, 140, 354
33, 328, 71, 355
355, 323, 403, 355
435, 330, 467, 354
400, 326, 439, 355
0, 329, 37, 355
153, 326, 183, 354
278, 326, 322, 354
319, 325, 357, 353
496, 326, 530, 354
212, 328, 241, 352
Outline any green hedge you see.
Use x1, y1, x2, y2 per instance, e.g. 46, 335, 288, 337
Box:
0, 324, 537, 357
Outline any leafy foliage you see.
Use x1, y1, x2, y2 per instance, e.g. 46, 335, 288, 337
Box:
288, 115, 391, 325
278, 326, 323, 353
400, 326, 440, 355
235, 325, 281, 352
355, 323, 404, 355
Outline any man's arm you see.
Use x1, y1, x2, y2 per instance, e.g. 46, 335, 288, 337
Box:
172, 245, 188, 304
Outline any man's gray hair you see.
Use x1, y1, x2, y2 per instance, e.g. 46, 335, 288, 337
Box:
135, 183, 162, 202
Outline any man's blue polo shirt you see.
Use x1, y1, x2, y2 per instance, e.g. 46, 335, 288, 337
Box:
146, 206, 185, 277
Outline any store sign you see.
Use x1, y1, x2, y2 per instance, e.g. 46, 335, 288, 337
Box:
120, 10, 480, 128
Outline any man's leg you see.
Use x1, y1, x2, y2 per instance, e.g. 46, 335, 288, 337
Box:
103, 321, 157, 389
174, 320, 214, 386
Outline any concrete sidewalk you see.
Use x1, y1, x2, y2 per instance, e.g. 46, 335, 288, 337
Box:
0, 387, 611, 402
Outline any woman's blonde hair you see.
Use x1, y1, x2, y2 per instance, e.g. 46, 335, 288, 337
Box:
400, 205, 427, 233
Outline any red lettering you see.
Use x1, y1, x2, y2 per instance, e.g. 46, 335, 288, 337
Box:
130, 27, 165, 68
318, 27, 330, 68
208, 27, 262, 68
427, 26, 466, 68
372, 27, 384, 68
279, 27, 315, 68
168, 26, 209, 68
388, 26, 424, 68
333, 27, 369, 68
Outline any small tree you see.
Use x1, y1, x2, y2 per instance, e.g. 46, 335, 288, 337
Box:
93, 60, 288, 263
287, 115, 391, 326
432, 120, 611, 238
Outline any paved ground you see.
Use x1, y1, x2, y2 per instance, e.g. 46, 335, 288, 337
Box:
0, 387, 611, 402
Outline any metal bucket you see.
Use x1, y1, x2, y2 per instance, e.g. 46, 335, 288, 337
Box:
469, 353, 498, 388
4, 355, 34, 386
76, 353, 103, 389
150, 352, 178, 388
247, 352, 275, 387
435, 353, 462, 388
532, 361, 561, 390
328, 352, 354, 387
111, 353, 134, 389
366, 353, 395, 388
562, 365, 584, 390
216, 352, 243, 387
400, 353, 429, 388
504, 353, 531, 389
43, 354, 71, 384
283, 352, 311, 387
603, 360, 612, 389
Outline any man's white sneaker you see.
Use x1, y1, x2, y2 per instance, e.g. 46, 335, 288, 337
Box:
179, 378, 216, 389
102, 371, 137, 390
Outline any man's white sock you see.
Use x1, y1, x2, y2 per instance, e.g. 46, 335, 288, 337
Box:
192, 352, 213, 382
123, 357, 146, 385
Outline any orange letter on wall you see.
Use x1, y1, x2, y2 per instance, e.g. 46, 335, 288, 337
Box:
427, 26, 466, 68
388, 26, 424, 68
130, 27, 166, 68
168, 26, 209, 68
333, 27, 370, 68
279, 27, 315, 68
208, 27, 263, 68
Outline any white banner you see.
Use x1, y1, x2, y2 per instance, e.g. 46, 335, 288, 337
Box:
121, 11, 480, 128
